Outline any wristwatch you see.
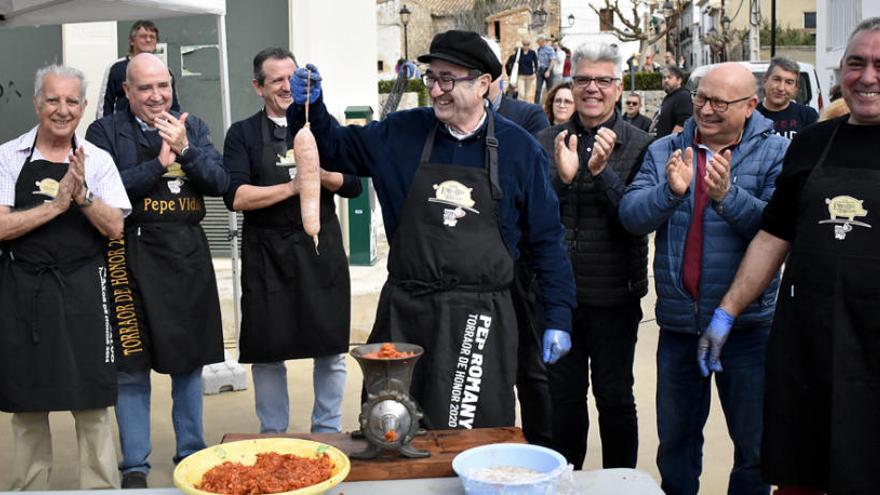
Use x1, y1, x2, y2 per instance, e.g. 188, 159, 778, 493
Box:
81, 188, 95, 207
179, 145, 190, 157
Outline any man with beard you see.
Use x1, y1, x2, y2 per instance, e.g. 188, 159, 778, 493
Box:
649, 65, 693, 137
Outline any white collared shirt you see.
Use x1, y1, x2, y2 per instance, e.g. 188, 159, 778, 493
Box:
447, 109, 488, 141
0, 126, 132, 216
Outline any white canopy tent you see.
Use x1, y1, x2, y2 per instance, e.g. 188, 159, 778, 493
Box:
0, 0, 244, 352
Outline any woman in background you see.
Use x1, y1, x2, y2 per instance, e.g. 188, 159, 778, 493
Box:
544, 82, 575, 125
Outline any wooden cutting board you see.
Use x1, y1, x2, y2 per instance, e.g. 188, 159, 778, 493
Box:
221, 427, 526, 482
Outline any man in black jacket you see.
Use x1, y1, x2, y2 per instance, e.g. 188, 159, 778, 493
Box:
622, 92, 652, 132
222, 48, 361, 436
86, 53, 228, 489
649, 65, 692, 137
537, 41, 652, 470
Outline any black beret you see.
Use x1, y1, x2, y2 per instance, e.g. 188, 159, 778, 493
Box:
417, 30, 502, 81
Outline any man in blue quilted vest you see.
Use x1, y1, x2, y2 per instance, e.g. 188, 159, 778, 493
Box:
620, 63, 789, 495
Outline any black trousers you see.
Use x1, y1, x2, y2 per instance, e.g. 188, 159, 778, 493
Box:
512, 259, 553, 447
548, 300, 642, 469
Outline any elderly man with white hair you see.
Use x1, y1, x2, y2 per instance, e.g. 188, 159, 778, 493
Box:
621, 62, 789, 495
535, 42, 652, 470
0, 65, 130, 490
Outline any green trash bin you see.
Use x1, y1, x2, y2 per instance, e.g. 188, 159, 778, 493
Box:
345, 106, 378, 266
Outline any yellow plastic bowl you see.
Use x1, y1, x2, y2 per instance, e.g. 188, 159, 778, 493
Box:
173, 438, 351, 495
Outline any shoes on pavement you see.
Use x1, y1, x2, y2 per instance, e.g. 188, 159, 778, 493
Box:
122, 471, 148, 489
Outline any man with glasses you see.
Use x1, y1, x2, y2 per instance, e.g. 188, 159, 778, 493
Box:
622, 92, 652, 132
649, 65, 692, 138
620, 63, 788, 495
96, 20, 180, 119
535, 42, 652, 470
221, 48, 361, 438
287, 30, 575, 431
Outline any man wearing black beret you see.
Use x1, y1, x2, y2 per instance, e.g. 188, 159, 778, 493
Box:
286, 30, 575, 429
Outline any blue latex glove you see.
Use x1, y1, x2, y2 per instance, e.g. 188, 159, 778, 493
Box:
542, 329, 571, 365
698, 307, 735, 377
291, 63, 322, 105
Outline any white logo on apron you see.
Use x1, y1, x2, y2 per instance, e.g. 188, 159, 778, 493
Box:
428, 180, 479, 227
818, 195, 872, 240
33, 178, 60, 199
167, 178, 184, 194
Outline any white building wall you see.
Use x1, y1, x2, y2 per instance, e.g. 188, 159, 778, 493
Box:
377, 0, 403, 80
290, 0, 379, 120
816, 0, 880, 99
61, 21, 118, 135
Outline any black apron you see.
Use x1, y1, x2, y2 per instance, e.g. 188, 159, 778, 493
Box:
107, 117, 223, 374
368, 112, 518, 429
0, 136, 116, 412
762, 121, 880, 493
238, 113, 350, 363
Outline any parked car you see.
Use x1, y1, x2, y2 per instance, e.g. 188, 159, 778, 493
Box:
687, 61, 823, 114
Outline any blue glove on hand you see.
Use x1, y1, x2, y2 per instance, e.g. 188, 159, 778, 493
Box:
542, 329, 571, 365
698, 307, 735, 377
291, 63, 322, 105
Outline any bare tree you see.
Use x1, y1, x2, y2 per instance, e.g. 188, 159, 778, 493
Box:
589, 0, 686, 56
453, 0, 532, 33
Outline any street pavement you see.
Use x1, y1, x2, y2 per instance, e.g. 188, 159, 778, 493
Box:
0, 239, 737, 493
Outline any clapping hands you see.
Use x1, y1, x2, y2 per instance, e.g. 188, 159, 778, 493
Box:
666, 147, 694, 197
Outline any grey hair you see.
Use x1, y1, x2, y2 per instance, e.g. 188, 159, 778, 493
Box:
34, 65, 87, 102
571, 42, 622, 78
765, 56, 800, 81
848, 17, 880, 44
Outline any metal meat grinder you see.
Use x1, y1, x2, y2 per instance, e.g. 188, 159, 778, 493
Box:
349, 342, 430, 459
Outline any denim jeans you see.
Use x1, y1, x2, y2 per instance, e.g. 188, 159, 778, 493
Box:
656, 325, 771, 495
116, 367, 206, 475
252, 354, 347, 434
548, 300, 642, 469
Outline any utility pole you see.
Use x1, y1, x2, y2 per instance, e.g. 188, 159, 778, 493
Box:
749, 0, 760, 61
770, 0, 776, 57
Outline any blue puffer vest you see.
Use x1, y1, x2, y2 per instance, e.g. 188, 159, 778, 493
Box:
619, 113, 789, 333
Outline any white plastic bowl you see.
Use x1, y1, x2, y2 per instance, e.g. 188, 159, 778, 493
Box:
452, 443, 568, 494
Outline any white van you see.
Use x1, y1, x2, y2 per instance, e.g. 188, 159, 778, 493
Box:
686, 61, 824, 114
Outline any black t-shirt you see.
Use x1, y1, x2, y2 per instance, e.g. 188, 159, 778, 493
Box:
650, 87, 693, 137
756, 101, 819, 140
762, 117, 880, 241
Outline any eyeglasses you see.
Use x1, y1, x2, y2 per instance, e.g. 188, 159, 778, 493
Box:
422, 73, 480, 92
553, 98, 574, 106
625, 101, 639, 106
571, 76, 619, 89
691, 92, 754, 113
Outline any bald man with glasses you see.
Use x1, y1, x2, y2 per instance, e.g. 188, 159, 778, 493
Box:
620, 63, 789, 495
